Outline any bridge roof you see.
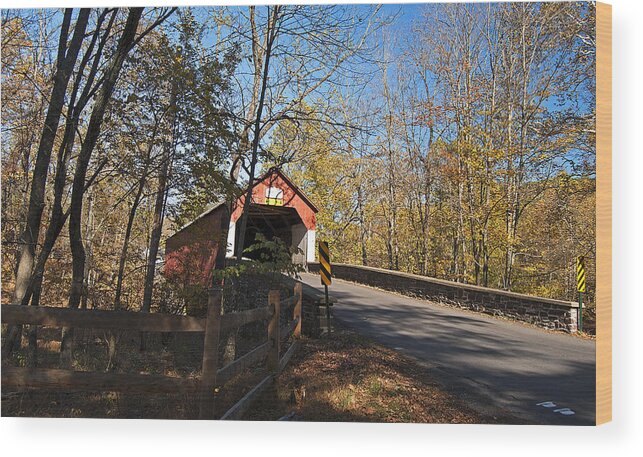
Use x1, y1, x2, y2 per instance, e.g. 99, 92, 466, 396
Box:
169, 168, 317, 239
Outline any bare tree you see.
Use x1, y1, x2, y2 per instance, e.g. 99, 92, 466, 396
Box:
61, 8, 145, 366
2, 9, 90, 359
222, 4, 384, 260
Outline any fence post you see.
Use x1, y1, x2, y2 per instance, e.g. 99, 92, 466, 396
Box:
199, 287, 223, 419
293, 282, 302, 339
267, 290, 280, 373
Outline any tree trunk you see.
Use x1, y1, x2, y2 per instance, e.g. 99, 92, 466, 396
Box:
107, 176, 145, 370
139, 89, 176, 351
2, 9, 90, 360
114, 180, 146, 311
81, 192, 95, 310
141, 90, 176, 315
226, 6, 280, 364
385, 215, 394, 270
357, 183, 368, 266
233, 8, 279, 261
61, 8, 143, 367
18, 7, 114, 313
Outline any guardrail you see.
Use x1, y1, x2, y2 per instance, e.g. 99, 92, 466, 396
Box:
1, 282, 303, 420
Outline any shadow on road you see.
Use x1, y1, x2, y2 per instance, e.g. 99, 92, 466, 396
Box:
302, 276, 596, 425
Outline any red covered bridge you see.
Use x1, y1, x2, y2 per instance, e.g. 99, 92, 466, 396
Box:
164, 168, 318, 287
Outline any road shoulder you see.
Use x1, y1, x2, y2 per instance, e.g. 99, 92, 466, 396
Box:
245, 327, 526, 423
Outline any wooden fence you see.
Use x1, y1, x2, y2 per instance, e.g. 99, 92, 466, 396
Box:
1, 282, 303, 420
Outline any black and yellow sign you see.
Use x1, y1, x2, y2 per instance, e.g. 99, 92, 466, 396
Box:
265, 197, 283, 206
319, 241, 332, 286
576, 256, 586, 293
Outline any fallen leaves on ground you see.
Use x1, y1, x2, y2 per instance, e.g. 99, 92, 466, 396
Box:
245, 328, 505, 423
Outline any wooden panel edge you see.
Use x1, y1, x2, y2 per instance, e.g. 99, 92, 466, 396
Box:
217, 341, 270, 386
220, 374, 274, 420
596, 1, 612, 426
2, 366, 199, 394
0, 304, 206, 332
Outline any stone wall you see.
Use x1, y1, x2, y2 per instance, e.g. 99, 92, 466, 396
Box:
183, 264, 331, 338
308, 263, 579, 333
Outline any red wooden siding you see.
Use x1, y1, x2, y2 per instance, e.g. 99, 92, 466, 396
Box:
164, 206, 224, 287
231, 171, 316, 230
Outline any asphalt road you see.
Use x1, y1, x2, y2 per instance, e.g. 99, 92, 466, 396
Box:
299, 273, 596, 425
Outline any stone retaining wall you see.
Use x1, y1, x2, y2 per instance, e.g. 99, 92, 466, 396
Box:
308, 263, 578, 333
184, 269, 331, 339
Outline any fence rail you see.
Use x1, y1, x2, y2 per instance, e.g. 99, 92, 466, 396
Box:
217, 341, 270, 386
1, 281, 304, 420
1, 304, 206, 332
220, 306, 271, 333
2, 366, 199, 393
220, 374, 274, 420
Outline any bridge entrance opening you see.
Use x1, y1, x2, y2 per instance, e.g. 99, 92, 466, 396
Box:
164, 168, 318, 290
236, 204, 303, 262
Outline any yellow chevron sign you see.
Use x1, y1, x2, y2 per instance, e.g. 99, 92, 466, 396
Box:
576, 256, 586, 293
319, 241, 331, 286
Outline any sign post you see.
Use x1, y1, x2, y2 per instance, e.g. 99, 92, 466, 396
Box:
319, 241, 332, 335
576, 256, 586, 333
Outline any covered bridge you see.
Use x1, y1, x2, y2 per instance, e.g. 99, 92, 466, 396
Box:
164, 168, 318, 287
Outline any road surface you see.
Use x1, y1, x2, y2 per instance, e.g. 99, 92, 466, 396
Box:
299, 273, 596, 425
